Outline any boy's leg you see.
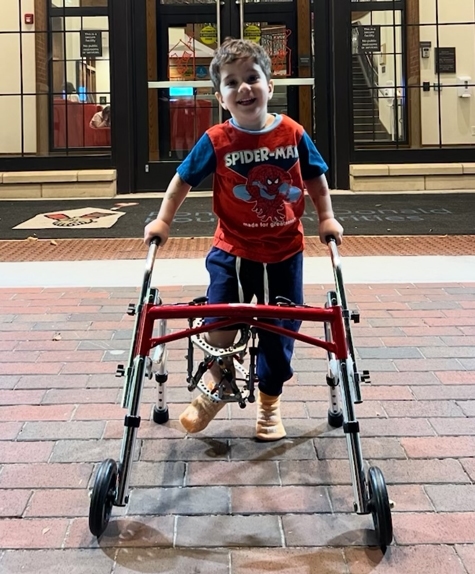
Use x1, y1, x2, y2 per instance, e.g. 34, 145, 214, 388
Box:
254, 251, 304, 441
179, 247, 243, 433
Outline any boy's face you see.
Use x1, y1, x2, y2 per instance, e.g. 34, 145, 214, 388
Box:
216, 57, 274, 130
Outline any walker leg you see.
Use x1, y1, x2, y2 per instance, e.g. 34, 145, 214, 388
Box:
152, 318, 169, 424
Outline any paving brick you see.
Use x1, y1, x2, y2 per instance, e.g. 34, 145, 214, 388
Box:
436, 371, 475, 384
394, 358, 464, 371
380, 336, 446, 347
51, 439, 125, 463
330, 484, 432, 513
345, 545, 467, 574
25, 489, 90, 517
430, 417, 475, 435
115, 548, 229, 574
0, 375, 20, 389
402, 436, 475, 458
176, 515, 282, 547
129, 461, 185, 487
393, 512, 475, 544
186, 461, 280, 486
0, 363, 62, 375
58, 330, 116, 340
425, 485, 475, 511
402, 326, 464, 336
31, 322, 92, 332
280, 460, 352, 485
362, 385, 414, 400
0, 441, 53, 463
357, 347, 423, 359
37, 351, 105, 363
128, 486, 229, 515
0, 389, 45, 405
0, 342, 17, 351
141, 438, 229, 461
0, 404, 74, 421
0, 549, 115, 574
231, 485, 330, 514
382, 400, 464, 418
60, 362, 117, 375
42, 388, 120, 404
412, 385, 475, 400
0, 352, 47, 363
0, 463, 92, 488
359, 418, 435, 437
231, 548, 346, 574
307, 400, 386, 419
0, 490, 32, 517
18, 421, 105, 441
315, 437, 406, 460
64, 516, 174, 549
0, 518, 69, 549
0, 422, 22, 440
460, 459, 475, 482
456, 545, 475, 574
282, 513, 376, 546
420, 346, 475, 358
230, 438, 317, 461
15, 374, 89, 389
366, 459, 469, 484
443, 335, 475, 346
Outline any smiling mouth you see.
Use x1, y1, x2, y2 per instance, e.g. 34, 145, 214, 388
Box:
237, 98, 256, 106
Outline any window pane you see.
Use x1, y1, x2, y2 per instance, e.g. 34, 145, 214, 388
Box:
0, 2, 111, 157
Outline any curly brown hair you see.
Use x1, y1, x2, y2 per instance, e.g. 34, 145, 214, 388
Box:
209, 38, 272, 92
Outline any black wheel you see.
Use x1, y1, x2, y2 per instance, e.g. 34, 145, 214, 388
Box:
368, 466, 393, 549
89, 458, 118, 537
153, 406, 169, 424
328, 409, 344, 428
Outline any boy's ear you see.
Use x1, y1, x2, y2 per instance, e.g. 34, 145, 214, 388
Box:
268, 79, 274, 100
215, 91, 227, 110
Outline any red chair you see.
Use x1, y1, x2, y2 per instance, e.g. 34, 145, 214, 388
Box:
170, 99, 212, 152
53, 100, 111, 149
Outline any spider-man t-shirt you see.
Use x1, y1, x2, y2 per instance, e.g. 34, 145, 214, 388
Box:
177, 114, 328, 263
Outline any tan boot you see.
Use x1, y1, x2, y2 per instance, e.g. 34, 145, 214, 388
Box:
255, 390, 286, 441
179, 392, 226, 434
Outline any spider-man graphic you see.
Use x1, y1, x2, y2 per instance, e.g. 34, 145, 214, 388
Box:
233, 164, 301, 223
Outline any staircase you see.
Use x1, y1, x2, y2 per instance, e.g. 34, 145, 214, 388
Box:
352, 55, 390, 143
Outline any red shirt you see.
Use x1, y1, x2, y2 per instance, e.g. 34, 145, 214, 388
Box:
177, 114, 328, 263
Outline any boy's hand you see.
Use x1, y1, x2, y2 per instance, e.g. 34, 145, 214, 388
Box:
318, 217, 343, 245
144, 219, 170, 247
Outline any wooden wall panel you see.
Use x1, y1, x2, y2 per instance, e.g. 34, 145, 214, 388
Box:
296, 0, 312, 134
146, 0, 159, 161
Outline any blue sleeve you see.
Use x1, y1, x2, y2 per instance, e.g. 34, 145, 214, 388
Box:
298, 131, 328, 180
176, 133, 216, 187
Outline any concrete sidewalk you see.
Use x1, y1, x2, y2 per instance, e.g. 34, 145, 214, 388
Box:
1, 255, 475, 573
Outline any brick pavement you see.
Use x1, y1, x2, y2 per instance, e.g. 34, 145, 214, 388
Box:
1, 282, 475, 573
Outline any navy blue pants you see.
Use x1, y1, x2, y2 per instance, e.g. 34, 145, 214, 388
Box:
205, 247, 303, 396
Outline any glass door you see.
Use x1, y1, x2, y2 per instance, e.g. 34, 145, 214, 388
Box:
135, 0, 313, 191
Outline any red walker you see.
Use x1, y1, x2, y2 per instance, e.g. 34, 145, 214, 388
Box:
89, 237, 393, 549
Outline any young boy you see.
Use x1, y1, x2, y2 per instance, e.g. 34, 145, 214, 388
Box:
144, 38, 343, 441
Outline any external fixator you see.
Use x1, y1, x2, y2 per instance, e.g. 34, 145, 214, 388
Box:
186, 319, 256, 405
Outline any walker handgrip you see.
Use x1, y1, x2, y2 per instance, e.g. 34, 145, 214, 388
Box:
141, 237, 162, 301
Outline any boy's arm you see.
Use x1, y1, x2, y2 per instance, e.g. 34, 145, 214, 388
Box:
304, 174, 344, 244
144, 173, 191, 245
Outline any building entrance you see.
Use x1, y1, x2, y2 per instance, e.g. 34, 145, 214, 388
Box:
133, 0, 316, 191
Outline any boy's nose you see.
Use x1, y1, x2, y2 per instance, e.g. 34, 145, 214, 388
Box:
239, 82, 251, 93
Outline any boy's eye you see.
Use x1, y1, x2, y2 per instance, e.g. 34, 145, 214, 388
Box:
226, 80, 237, 87
248, 75, 259, 83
